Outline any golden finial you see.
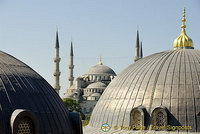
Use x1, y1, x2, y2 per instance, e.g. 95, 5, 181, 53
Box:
181, 5, 186, 31
173, 5, 193, 49
98, 56, 103, 65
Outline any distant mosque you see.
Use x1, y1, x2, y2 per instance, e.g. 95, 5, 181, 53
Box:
53, 28, 143, 115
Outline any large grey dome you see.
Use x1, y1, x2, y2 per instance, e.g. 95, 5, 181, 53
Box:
85, 65, 116, 75
0, 50, 81, 134
86, 49, 200, 133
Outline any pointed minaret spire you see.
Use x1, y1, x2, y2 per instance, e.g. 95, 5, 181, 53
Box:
134, 26, 140, 62
70, 37, 73, 56
139, 41, 143, 58
55, 26, 59, 48
68, 38, 74, 88
53, 27, 61, 94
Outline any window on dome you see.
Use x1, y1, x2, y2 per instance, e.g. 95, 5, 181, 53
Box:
17, 117, 34, 134
130, 107, 146, 130
151, 107, 168, 128
133, 110, 142, 127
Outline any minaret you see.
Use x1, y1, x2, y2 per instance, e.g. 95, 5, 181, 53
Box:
53, 27, 61, 94
68, 38, 74, 88
139, 41, 143, 59
134, 27, 140, 62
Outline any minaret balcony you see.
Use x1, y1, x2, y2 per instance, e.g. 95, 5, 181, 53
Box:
68, 77, 74, 81
53, 72, 61, 76
54, 58, 61, 62
69, 65, 74, 69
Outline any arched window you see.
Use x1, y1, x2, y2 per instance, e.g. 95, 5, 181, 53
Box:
151, 107, 168, 127
130, 106, 148, 130
17, 117, 34, 134
155, 111, 166, 126
132, 110, 142, 127
10, 109, 39, 134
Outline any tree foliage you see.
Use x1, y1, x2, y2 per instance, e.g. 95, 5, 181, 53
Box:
62, 98, 85, 119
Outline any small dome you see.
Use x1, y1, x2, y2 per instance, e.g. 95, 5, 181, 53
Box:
85, 65, 116, 75
91, 93, 101, 97
173, 30, 193, 48
86, 82, 106, 89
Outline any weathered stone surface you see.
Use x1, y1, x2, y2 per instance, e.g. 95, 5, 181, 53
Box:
86, 49, 200, 133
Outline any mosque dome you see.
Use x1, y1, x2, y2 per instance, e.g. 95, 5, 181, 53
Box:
85, 65, 116, 76
88, 49, 200, 133
85, 7, 199, 134
0, 50, 82, 134
87, 82, 106, 89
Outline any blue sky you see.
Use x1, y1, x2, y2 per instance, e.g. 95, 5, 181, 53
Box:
0, 0, 200, 97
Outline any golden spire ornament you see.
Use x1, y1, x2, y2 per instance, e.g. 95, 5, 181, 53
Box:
173, 5, 193, 49
98, 56, 103, 65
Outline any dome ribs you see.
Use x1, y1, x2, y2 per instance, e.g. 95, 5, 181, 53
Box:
88, 49, 200, 133
188, 50, 200, 132
107, 55, 156, 127
148, 51, 175, 113
121, 52, 172, 126
0, 50, 75, 134
90, 56, 144, 127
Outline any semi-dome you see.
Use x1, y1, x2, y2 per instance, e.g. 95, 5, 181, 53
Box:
86, 82, 106, 89
91, 93, 101, 97
0, 50, 82, 134
87, 49, 200, 133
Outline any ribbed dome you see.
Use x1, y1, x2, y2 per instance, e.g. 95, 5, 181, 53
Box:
87, 82, 106, 89
88, 49, 200, 133
0, 50, 75, 134
173, 30, 193, 48
85, 65, 116, 76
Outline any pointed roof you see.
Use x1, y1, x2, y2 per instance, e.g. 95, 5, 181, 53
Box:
70, 39, 73, 56
55, 27, 59, 48
139, 41, 143, 58
136, 26, 139, 48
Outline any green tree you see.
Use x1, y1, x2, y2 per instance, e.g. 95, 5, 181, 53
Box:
82, 114, 91, 126
62, 98, 85, 119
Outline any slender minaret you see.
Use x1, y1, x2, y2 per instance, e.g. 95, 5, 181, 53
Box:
139, 41, 143, 59
134, 28, 140, 62
68, 38, 74, 88
53, 27, 61, 94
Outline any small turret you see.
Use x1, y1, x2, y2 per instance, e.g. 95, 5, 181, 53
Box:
139, 41, 143, 59
134, 28, 140, 62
